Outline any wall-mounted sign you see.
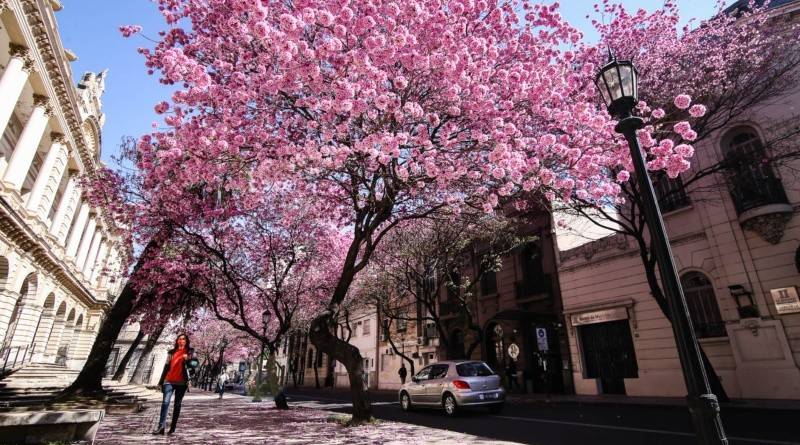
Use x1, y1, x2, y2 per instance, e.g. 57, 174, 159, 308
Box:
570, 307, 628, 326
771, 287, 800, 314
535, 327, 549, 351
507, 343, 520, 360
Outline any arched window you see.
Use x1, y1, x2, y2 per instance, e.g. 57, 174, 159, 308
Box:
680, 272, 726, 338
722, 127, 787, 215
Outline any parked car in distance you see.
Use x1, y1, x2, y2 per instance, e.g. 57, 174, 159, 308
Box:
398, 360, 505, 416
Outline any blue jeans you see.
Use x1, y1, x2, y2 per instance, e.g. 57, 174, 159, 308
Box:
158, 383, 187, 429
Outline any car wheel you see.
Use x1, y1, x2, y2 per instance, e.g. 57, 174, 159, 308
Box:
443, 394, 458, 417
488, 403, 504, 414
400, 392, 413, 412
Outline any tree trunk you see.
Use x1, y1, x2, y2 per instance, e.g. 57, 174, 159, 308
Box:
130, 324, 165, 384
60, 282, 138, 396
324, 353, 335, 387
112, 328, 145, 380
313, 358, 320, 389
310, 316, 371, 423
640, 248, 730, 403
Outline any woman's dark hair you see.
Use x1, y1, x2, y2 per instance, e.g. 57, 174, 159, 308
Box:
174, 333, 191, 351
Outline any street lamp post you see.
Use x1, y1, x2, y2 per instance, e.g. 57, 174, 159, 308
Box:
595, 57, 728, 445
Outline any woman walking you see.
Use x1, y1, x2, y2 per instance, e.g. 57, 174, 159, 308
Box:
216, 369, 230, 399
153, 333, 196, 435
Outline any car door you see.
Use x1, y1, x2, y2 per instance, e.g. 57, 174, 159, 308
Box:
408, 366, 431, 404
425, 364, 450, 404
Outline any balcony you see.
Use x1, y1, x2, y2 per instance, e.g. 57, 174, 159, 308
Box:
515, 275, 552, 300
730, 176, 789, 216
729, 176, 793, 244
439, 300, 460, 316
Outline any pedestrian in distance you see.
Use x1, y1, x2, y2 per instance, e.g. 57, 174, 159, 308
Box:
153, 333, 198, 435
216, 369, 230, 399
505, 359, 518, 392
398, 363, 408, 384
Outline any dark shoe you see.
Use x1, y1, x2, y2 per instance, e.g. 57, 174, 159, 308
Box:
167, 425, 176, 435
152, 426, 165, 435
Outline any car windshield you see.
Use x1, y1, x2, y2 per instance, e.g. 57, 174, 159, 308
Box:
456, 362, 495, 377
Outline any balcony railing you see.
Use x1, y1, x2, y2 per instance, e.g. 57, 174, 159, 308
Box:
515, 275, 552, 299
439, 300, 461, 316
729, 175, 789, 215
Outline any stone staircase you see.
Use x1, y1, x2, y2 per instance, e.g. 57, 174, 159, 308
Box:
0, 363, 162, 411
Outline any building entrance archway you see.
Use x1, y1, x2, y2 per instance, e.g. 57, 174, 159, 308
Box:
483, 310, 570, 395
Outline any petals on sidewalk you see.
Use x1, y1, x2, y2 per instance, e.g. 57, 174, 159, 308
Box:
95, 391, 519, 444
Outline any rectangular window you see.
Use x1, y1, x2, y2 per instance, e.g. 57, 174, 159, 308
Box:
363, 319, 370, 336
396, 318, 407, 332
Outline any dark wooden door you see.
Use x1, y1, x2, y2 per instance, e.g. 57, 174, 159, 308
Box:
578, 320, 638, 395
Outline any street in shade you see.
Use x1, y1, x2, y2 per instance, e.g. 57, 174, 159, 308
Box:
285, 387, 800, 445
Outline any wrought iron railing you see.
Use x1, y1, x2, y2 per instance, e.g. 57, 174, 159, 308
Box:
729, 175, 789, 215
515, 275, 552, 299
0, 344, 34, 374
439, 300, 461, 316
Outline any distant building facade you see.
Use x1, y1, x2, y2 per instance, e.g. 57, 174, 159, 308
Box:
0, 0, 127, 372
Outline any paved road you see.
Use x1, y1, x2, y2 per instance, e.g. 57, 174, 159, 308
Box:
285, 388, 800, 445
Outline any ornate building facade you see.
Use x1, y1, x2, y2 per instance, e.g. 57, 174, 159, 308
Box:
0, 0, 126, 372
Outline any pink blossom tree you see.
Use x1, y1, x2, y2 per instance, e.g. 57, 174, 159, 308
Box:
124, 0, 707, 421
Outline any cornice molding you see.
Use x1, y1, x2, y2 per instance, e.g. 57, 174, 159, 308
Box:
0, 195, 109, 310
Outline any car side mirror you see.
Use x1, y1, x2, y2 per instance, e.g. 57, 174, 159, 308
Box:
411, 377, 419, 383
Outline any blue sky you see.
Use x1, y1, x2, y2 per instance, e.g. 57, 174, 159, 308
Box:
57, 1, 721, 164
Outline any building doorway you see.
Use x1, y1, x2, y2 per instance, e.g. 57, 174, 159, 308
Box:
578, 320, 638, 395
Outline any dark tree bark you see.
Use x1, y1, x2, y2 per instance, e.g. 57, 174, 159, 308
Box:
112, 328, 145, 380
310, 316, 370, 423
324, 353, 335, 387
130, 323, 166, 384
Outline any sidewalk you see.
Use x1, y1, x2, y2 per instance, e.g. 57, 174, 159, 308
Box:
286, 385, 800, 411
93, 390, 519, 444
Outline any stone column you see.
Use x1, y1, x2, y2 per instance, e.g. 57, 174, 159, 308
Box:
49, 177, 79, 244
0, 44, 33, 137
44, 316, 65, 359
65, 202, 89, 257
9, 302, 42, 349
90, 242, 109, 285
31, 311, 54, 360
3, 95, 50, 191
56, 321, 75, 365
74, 218, 97, 269
68, 327, 94, 370
82, 233, 103, 277
0, 289, 20, 342
26, 133, 68, 219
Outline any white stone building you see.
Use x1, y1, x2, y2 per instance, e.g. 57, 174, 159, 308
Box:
0, 0, 126, 372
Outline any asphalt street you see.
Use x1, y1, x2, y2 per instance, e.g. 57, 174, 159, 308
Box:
285, 388, 800, 445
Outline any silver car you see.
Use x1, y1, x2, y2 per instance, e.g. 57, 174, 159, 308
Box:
398, 360, 505, 416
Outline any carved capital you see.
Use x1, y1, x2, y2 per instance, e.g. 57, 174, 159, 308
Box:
741, 212, 793, 244
50, 132, 66, 144
9, 43, 34, 72
33, 94, 53, 116
0, 0, 7, 12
